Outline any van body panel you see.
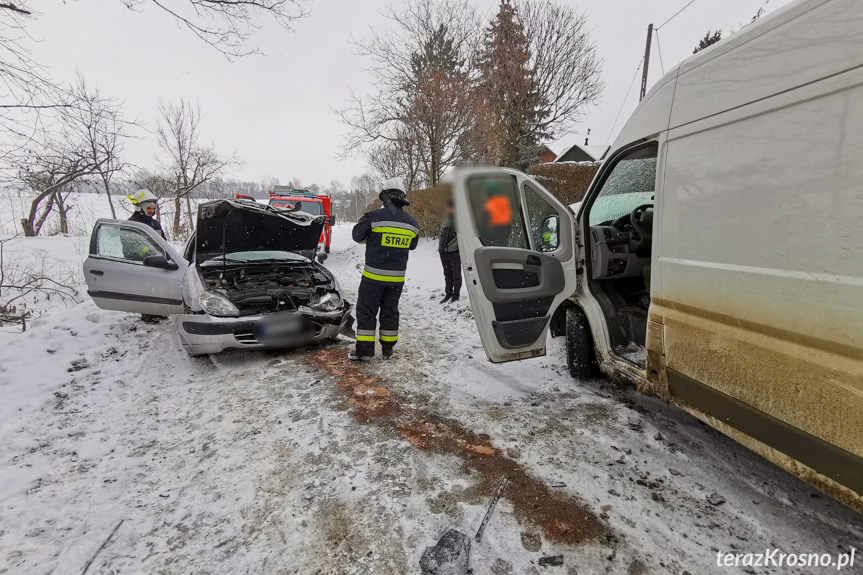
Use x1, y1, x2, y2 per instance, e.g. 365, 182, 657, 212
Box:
658, 60, 863, 465
612, 73, 678, 153
671, 0, 860, 129
593, 0, 863, 512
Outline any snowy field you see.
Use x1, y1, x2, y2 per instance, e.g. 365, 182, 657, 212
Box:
0, 194, 862, 574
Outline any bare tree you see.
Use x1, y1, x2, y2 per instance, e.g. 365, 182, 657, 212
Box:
120, 0, 310, 58
338, 0, 482, 187
348, 174, 379, 222
4, 77, 132, 236
155, 99, 239, 237
367, 127, 423, 191
70, 75, 136, 218
1, 0, 308, 167
0, 2, 75, 161
1, 234, 81, 329
519, 0, 604, 146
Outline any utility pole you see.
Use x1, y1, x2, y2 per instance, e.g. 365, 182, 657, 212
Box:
640, 23, 653, 101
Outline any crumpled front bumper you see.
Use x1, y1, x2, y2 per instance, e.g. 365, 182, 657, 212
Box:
178, 303, 354, 355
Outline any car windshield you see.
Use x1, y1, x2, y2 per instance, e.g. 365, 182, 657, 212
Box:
269, 199, 324, 215
200, 251, 310, 265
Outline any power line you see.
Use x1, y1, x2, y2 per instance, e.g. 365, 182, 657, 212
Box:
656, 0, 697, 30
609, 56, 644, 142
654, 29, 666, 75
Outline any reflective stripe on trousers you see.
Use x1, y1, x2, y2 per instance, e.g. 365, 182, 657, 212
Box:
356, 328, 376, 342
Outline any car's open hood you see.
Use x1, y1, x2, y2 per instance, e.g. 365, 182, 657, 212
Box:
196, 200, 325, 265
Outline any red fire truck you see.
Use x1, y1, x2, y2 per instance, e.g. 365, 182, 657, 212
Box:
236, 186, 332, 254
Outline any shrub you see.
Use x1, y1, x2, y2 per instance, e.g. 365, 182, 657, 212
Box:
527, 161, 600, 206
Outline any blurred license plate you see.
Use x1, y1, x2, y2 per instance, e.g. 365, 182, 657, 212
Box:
255, 313, 303, 341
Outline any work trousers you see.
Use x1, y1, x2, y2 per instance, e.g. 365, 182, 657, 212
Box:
439, 250, 462, 297
355, 277, 404, 357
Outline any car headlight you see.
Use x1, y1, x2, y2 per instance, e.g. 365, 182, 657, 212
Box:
309, 290, 342, 312
199, 291, 239, 317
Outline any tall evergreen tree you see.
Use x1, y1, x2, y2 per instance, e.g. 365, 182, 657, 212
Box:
477, 1, 545, 168
410, 24, 464, 79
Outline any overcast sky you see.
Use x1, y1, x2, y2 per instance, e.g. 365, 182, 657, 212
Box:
24, 0, 794, 186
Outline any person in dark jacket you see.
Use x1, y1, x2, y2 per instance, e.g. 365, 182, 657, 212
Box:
438, 201, 461, 304
349, 178, 419, 361
127, 189, 166, 240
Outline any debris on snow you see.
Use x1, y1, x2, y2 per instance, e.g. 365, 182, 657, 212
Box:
707, 492, 726, 506
420, 529, 471, 575
537, 554, 564, 567
68, 358, 89, 372
475, 475, 509, 543
520, 531, 542, 552
626, 415, 643, 431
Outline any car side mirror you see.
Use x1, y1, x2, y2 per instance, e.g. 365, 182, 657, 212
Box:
316, 250, 328, 262
540, 215, 560, 252
328, 215, 336, 226
143, 254, 179, 270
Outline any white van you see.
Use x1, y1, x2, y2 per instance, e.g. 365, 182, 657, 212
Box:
452, 0, 863, 514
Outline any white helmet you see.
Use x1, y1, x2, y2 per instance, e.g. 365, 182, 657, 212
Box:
128, 189, 158, 213
380, 177, 410, 206
382, 178, 406, 194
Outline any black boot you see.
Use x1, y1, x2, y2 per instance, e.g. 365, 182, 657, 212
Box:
439, 293, 452, 304
348, 351, 372, 362
449, 293, 460, 302
381, 346, 394, 360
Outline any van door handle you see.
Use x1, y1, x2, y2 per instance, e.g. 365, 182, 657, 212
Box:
89, 269, 104, 276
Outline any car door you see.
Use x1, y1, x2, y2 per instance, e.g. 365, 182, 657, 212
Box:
452, 167, 579, 362
83, 219, 188, 315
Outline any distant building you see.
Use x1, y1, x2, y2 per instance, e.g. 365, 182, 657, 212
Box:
538, 145, 558, 164
554, 143, 609, 163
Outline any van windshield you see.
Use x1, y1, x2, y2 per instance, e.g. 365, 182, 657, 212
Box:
589, 146, 657, 226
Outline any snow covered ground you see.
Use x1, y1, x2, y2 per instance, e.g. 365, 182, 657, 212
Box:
1, 218, 861, 574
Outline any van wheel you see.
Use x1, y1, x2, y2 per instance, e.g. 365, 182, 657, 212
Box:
566, 306, 597, 380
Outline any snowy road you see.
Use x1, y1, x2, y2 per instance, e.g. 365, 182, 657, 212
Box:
1, 225, 861, 574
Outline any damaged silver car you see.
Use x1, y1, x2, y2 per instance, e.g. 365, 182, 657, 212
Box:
83, 199, 354, 355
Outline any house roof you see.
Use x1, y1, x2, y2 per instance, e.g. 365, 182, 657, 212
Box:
554, 143, 609, 163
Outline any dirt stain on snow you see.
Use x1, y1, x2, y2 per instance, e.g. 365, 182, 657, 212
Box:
311, 346, 605, 545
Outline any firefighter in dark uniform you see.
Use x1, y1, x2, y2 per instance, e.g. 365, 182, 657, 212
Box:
349, 178, 419, 361
127, 189, 166, 240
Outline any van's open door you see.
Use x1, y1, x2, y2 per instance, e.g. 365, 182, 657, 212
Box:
452, 167, 579, 362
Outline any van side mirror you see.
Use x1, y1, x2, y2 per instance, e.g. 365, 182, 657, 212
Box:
328, 215, 336, 226
143, 254, 179, 270
540, 215, 560, 252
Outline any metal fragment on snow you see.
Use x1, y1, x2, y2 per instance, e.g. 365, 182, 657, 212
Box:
475, 475, 510, 543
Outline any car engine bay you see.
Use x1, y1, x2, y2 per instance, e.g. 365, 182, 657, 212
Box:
200, 263, 336, 316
